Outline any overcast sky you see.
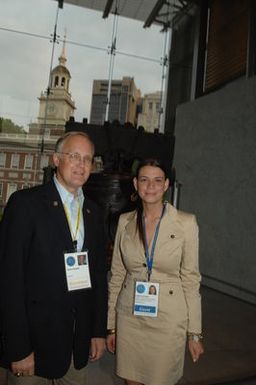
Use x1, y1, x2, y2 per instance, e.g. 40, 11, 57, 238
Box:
0, 0, 169, 130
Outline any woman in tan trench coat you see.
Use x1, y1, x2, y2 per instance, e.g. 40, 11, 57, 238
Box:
107, 159, 204, 385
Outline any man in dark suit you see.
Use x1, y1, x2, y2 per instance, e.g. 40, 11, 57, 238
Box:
0, 132, 108, 384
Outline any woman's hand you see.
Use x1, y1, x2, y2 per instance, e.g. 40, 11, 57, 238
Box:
188, 340, 204, 362
106, 333, 116, 354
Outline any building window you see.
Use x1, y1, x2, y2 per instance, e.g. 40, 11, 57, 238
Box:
22, 184, 30, 190
22, 173, 31, 180
11, 154, 20, 169
40, 155, 49, 170
7, 183, 17, 201
25, 155, 33, 170
0, 182, 3, 197
8, 172, 18, 178
0, 153, 6, 168
54, 76, 59, 87
148, 102, 153, 111
61, 77, 65, 87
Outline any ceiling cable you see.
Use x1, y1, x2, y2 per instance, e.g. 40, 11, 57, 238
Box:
105, 0, 120, 122
0, 26, 161, 64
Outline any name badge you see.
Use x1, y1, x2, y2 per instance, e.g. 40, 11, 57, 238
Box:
64, 250, 92, 291
133, 281, 159, 317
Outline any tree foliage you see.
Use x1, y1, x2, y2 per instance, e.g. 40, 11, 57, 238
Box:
0, 117, 25, 134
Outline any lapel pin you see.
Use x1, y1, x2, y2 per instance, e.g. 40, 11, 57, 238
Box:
53, 201, 58, 207
86, 208, 91, 214
170, 234, 175, 239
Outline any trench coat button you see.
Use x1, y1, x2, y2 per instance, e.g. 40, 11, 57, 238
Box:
142, 263, 147, 267
170, 234, 175, 239
169, 290, 173, 295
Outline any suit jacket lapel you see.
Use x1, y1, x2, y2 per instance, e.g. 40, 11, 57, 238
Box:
82, 200, 92, 250
43, 180, 74, 251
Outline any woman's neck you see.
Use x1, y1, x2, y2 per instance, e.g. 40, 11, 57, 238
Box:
143, 202, 164, 221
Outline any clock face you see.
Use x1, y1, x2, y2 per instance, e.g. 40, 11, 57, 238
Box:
47, 103, 57, 115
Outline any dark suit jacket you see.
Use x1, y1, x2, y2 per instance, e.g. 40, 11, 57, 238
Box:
0, 180, 107, 379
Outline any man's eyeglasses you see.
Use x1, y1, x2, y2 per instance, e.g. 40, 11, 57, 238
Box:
57, 152, 93, 166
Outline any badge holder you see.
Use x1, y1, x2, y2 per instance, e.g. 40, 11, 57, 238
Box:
64, 249, 92, 291
133, 281, 159, 317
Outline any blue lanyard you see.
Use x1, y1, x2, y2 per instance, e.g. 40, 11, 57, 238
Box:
142, 203, 166, 281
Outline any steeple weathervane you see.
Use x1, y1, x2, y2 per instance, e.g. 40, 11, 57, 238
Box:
59, 29, 67, 66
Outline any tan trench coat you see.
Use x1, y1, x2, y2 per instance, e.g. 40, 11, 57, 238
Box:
108, 203, 202, 385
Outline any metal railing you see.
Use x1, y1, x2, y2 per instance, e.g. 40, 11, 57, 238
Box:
0, 133, 58, 144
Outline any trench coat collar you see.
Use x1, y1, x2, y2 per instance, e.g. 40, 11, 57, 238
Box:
124, 203, 179, 228
123, 203, 180, 252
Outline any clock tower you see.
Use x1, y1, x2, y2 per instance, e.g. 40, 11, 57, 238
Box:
30, 36, 76, 137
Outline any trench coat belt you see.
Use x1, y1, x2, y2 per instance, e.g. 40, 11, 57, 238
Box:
124, 273, 182, 286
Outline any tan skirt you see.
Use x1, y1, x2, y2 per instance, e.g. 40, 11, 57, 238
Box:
115, 303, 187, 385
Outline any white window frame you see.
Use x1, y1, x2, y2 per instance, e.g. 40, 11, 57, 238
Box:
7, 183, 17, 201
0, 153, 6, 168
40, 155, 49, 170
11, 154, 20, 169
24, 154, 33, 170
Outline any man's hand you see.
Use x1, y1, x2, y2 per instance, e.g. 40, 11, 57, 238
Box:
11, 352, 35, 377
89, 338, 106, 362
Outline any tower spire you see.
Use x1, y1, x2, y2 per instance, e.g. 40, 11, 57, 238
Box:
59, 29, 67, 66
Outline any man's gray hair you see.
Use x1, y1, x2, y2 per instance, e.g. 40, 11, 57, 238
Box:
55, 131, 95, 155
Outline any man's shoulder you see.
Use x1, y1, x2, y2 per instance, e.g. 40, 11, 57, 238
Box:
9, 182, 52, 201
1, 183, 55, 228
5, 182, 56, 215
83, 196, 104, 214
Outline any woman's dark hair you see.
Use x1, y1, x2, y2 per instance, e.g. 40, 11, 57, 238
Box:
134, 158, 169, 245
135, 158, 168, 179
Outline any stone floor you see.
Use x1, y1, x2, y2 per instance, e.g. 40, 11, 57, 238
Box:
1, 286, 256, 385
